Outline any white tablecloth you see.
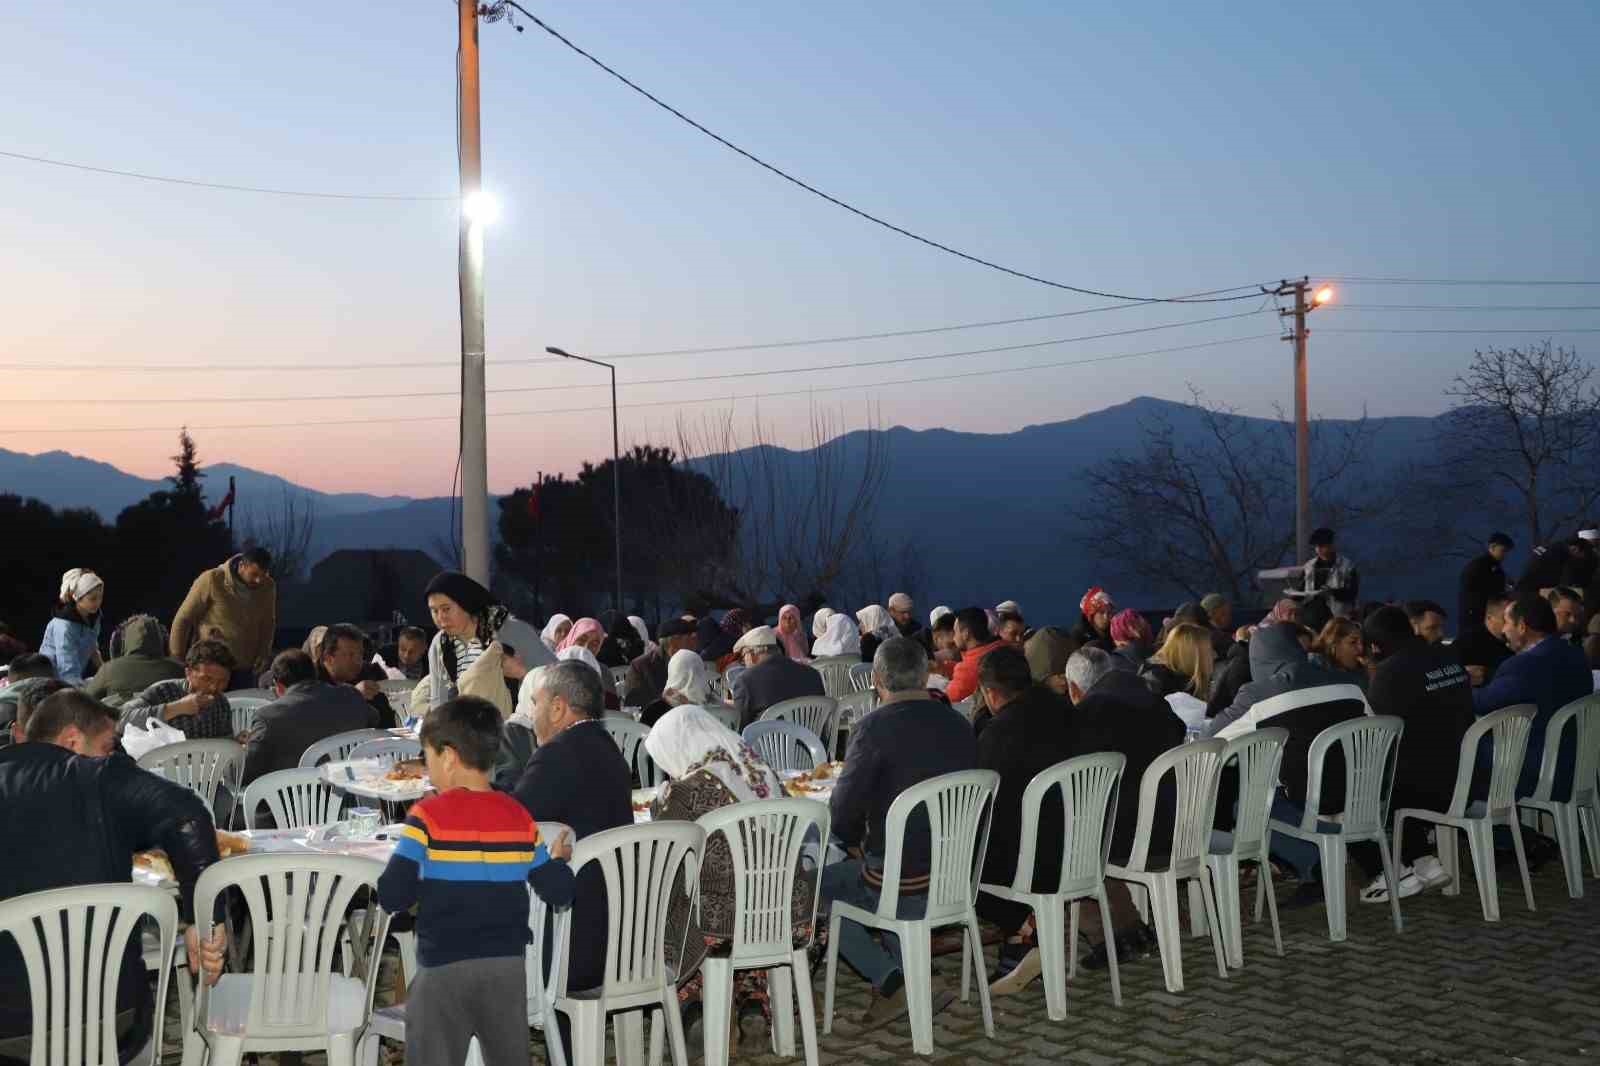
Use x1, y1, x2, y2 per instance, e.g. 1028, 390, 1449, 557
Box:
321, 758, 430, 802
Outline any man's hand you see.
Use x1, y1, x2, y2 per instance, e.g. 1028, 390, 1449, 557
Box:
1465, 665, 1487, 686
184, 923, 227, 986
163, 692, 212, 721
549, 829, 573, 862
1044, 674, 1069, 696
354, 679, 380, 700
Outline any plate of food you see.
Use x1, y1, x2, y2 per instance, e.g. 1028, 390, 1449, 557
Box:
782, 762, 843, 796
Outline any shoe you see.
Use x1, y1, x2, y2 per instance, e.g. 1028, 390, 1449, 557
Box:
1081, 923, 1149, 971
1413, 854, 1452, 889
1359, 855, 1451, 904
861, 985, 908, 1025
1282, 882, 1325, 910
989, 946, 1042, 997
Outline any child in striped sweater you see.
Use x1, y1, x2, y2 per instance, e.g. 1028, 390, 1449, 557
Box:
378, 696, 574, 1066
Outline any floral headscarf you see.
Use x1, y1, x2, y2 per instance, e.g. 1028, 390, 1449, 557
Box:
856, 605, 898, 642
776, 605, 809, 661
1080, 586, 1114, 620
644, 705, 781, 802
719, 608, 751, 637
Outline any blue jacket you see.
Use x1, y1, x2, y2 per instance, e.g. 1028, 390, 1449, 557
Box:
1473, 635, 1594, 799
38, 614, 101, 686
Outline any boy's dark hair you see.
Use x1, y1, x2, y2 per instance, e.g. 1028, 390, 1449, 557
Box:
1508, 595, 1557, 635
319, 623, 367, 661
398, 626, 427, 643
954, 607, 992, 643
242, 546, 273, 571
185, 639, 237, 673
271, 649, 318, 688
1547, 586, 1583, 607
976, 645, 1032, 700
16, 679, 73, 736
932, 612, 956, 634
1403, 600, 1447, 621
420, 696, 502, 772
1361, 606, 1416, 662
7, 653, 55, 682
25, 689, 117, 744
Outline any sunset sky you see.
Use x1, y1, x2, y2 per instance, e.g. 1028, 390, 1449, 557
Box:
2, 1, 1597, 498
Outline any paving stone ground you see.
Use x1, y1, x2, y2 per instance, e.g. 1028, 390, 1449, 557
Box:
164, 859, 1600, 1065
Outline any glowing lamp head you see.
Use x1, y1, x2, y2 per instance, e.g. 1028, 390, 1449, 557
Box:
462, 191, 500, 225
1314, 285, 1334, 305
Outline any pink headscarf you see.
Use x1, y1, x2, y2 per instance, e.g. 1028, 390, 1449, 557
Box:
1109, 608, 1151, 645
777, 605, 809, 661
558, 616, 604, 652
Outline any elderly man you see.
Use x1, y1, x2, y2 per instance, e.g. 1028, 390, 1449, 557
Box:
623, 618, 696, 708
169, 547, 277, 690
0, 653, 55, 745
887, 592, 931, 653
118, 639, 237, 739
0, 690, 225, 1061
825, 637, 976, 1022
730, 625, 825, 728
241, 649, 376, 795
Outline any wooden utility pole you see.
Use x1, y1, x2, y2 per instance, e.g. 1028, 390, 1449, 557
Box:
458, 0, 491, 585
1271, 277, 1314, 567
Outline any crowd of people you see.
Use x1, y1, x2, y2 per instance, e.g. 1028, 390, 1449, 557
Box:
2, 524, 1599, 1062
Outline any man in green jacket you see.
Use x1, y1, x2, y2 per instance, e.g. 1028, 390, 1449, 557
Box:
86, 615, 184, 707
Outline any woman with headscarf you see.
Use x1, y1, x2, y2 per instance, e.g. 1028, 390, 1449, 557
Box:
540, 614, 572, 655
641, 648, 715, 727
597, 610, 644, 669
644, 705, 814, 1035
420, 570, 547, 717
1071, 587, 1116, 650
556, 622, 620, 709
494, 665, 549, 789
1109, 608, 1154, 667
776, 605, 810, 661
810, 613, 862, 662
628, 616, 656, 654
39, 568, 105, 685
810, 607, 836, 643
855, 604, 898, 664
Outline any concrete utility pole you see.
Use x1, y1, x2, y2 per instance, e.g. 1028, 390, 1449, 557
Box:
458, 0, 491, 584
1269, 277, 1332, 567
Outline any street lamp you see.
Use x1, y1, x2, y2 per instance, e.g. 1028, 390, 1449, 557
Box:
546, 346, 623, 613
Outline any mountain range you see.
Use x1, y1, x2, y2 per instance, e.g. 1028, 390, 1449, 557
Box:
0, 397, 1477, 618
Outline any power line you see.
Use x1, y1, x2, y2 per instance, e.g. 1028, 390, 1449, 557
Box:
1321, 327, 1600, 335
0, 330, 1279, 435
493, 2, 1264, 305
1323, 275, 1600, 286
1329, 304, 1600, 312
0, 148, 457, 202
21, 309, 1268, 405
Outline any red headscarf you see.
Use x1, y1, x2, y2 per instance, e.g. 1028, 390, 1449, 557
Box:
1080, 586, 1114, 619
1109, 608, 1151, 644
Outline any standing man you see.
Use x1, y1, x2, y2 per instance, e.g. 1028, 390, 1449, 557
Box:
1295, 528, 1359, 619
170, 547, 277, 691
1458, 533, 1513, 636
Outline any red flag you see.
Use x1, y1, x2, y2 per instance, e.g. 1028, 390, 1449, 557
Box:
526, 486, 540, 522
206, 485, 235, 521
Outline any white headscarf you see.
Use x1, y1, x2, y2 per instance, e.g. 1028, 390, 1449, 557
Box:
558, 645, 603, 678
644, 705, 782, 803
813, 613, 862, 657
628, 615, 652, 645
664, 648, 712, 705
513, 666, 548, 728
856, 605, 897, 641
540, 614, 572, 653
929, 606, 952, 628
811, 607, 836, 640
59, 568, 104, 603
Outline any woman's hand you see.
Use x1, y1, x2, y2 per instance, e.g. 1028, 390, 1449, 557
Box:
501, 653, 528, 682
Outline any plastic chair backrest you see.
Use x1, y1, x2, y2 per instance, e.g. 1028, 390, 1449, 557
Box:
1297, 715, 1404, 834
1220, 728, 1288, 856
553, 822, 704, 1002
742, 720, 828, 773
227, 688, 275, 701
834, 690, 878, 730
241, 767, 344, 830
0, 882, 177, 1066
1125, 739, 1227, 872
526, 820, 573, 1026
812, 660, 855, 699
1448, 706, 1535, 816
876, 769, 1000, 921
298, 728, 389, 769
609, 666, 630, 693
760, 696, 839, 757
138, 738, 244, 809
1006, 753, 1124, 898
1529, 693, 1600, 805
192, 854, 389, 1038
602, 717, 662, 785
847, 663, 874, 693
346, 737, 422, 768
698, 799, 829, 963
231, 700, 265, 738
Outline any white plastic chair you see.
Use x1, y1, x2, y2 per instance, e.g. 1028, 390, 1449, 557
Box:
138, 738, 243, 812
609, 665, 631, 693
698, 799, 830, 1066
977, 753, 1126, 1019
183, 853, 391, 1066
847, 663, 875, 693
810, 659, 856, 700
1518, 693, 1600, 899
1213, 683, 1371, 740
1269, 715, 1406, 942
1204, 728, 1288, 968
226, 688, 275, 701
823, 769, 999, 1056
1, 882, 177, 1066
701, 702, 741, 732
602, 715, 664, 787
833, 690, 878, 734
241, 767, 345, 830
550, 822, 704, 1066
298, 728, 389, 769
1395, 706, 1537, 922
1105, 740, 1229, 994
229, 697, 270, 738
760, 696, 840, 759
345, 737, 421, 768
743, 720, 828, 774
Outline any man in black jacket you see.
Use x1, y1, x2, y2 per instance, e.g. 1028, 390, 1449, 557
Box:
1458, 533, 1513, 636
319, 623, 398, 730
241, 650, 377, 798
730, 625, 826, 728
0, 690, 225, 1060
825, 637, 976, 1019
1454, 594, 1515, 685
1516, 536, 1593, 598
512, 660, 633, 1047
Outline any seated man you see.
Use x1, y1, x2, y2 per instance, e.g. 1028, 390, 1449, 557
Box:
241, 649, 378, 796
1404, 600, 1449, 646
1473, 595, 1594, 799
394, 625, 430, 682
0, 690, 225, 1061
730, 625, 825, 728
8, 678, 71, 746
1204, 623, 1345, 737
85, 614, 184, 707
972, 646, 1074, 995
947, 608, 1007, 704
1455, 595, 1514, 686
825, 637, 976, 1021
117, 639, 237, 739
1548, 587, 1586, 646
0, 653, 56, 746
319, 623, 398, 729
623, 619, 696, 708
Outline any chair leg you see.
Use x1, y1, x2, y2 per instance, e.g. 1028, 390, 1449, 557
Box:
1196, 874, 1228, 979
959, 915, 972, 1005
1067, 898, 1081, 982
1033, 900, 1068, 1022
1186, 880, 1208, 939
1466, 823, 1500, 922
663, 993, 691, 1066
899, 924, 935, 1056
1550, 805, 1583, 899
769, 962, 796, 1057
1436, 823, 1462, 898
1093, 886, 1122, 1008
1317, 837, 1347, 943
1147, 876, 1184, 994
393, 930, 418, 988
568, 1005, 603, 1066
1259, 851, 1284, 957
1375, 834, 1403, 935
1208, 856, 1242, 969
822, 913, 842, 1035
1505, 814, 1537, 913
327, 1031, 357, 1066
206, 1036, 245, 1066
966, 916, 996, 1039
700, 958, 734, 1066
1578, 802, 1600, 879
791, 950, 822, 1066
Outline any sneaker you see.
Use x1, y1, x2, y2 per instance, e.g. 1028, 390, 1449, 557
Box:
1413, 854, 1452, 890
989, 946, 1042, 997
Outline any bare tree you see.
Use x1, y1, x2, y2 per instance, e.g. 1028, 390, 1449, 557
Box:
1436, 342, 1600, 547
673, 405, 893, 611
241, 487, 317, 582
1074, 388, 1400, 603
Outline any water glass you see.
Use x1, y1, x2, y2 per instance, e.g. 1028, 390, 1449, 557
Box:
349, 806, 382, 838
